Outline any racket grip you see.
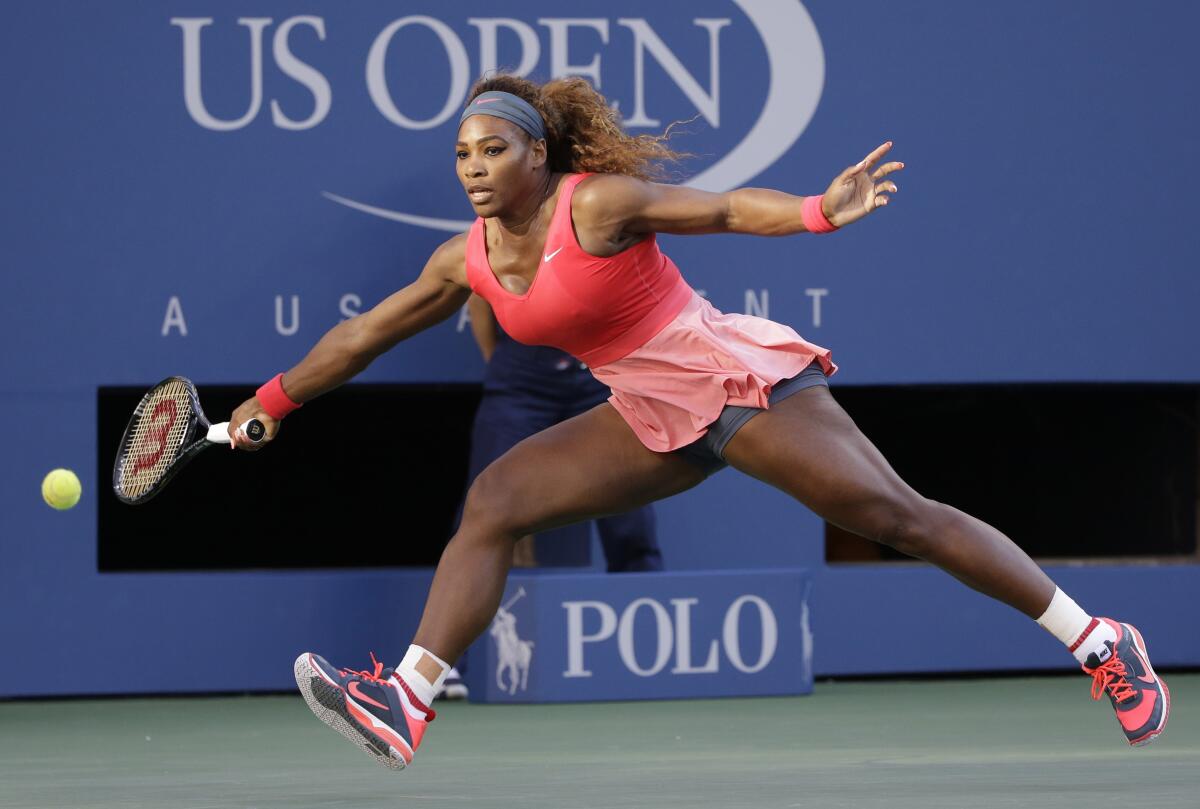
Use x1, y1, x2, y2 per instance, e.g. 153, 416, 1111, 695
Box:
208, 419, 267, 445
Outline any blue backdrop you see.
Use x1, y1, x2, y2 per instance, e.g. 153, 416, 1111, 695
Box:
2, 1, 1197, 696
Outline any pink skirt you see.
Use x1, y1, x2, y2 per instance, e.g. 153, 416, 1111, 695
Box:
590, 292, 836, 452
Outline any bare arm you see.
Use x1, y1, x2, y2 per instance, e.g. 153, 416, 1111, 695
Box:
572, 142, 904, 250
467, 294, 498, 362
229, 235, 470, 445
279, 236, 469, 402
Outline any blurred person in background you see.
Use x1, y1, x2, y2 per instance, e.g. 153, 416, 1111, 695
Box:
436, 295, 664, 700
464, 293, 663, 574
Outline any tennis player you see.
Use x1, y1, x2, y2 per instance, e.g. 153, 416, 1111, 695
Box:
230, 75, 1169, 767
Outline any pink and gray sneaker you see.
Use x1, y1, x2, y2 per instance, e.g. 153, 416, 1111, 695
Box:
294, 652, 435, 770
1080, 619, 1170, 746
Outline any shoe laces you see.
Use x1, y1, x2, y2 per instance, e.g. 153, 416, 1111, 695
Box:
1089, 655, 1136, 704
342, 652, 437, 723
340, 651, 391, 684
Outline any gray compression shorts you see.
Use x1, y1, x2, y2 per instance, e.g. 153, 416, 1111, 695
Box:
674, 360, 830, 475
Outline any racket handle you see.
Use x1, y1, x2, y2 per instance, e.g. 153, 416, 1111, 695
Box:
208, 419, 267, 445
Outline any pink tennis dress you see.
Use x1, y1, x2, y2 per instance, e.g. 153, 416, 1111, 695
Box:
465, 173, 836, 452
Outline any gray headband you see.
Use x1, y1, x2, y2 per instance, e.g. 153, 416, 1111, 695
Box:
459, 91, 546, 141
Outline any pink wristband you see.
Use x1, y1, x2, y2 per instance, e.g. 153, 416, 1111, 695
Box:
256, 373, 302, 420
801, 194, 838, 234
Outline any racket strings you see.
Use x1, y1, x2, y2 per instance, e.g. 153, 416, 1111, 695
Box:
118, 379, 193, 498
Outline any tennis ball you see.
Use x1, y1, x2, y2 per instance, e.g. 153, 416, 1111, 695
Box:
42, 468, 81, 511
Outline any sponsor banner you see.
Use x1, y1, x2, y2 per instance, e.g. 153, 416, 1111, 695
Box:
465, 569, 813, 702
5, 2, 1198, 390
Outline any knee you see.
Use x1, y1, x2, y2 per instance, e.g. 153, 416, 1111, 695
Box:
869, 497, 958, 559
460, 465, 528, 540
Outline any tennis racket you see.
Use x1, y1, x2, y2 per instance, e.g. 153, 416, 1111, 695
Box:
112, 376, 265, 505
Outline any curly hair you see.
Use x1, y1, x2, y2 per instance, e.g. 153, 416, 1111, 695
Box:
465, 74, 687, 181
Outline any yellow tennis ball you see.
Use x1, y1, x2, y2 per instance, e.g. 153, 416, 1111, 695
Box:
42, 468, 82, 511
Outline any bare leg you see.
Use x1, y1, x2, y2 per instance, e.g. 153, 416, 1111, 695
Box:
413, 403, 707, 663
511, 535, 537, 567
722, 386, 1055, 617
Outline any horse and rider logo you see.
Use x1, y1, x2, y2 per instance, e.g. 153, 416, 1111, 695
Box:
490, 587, 534, 695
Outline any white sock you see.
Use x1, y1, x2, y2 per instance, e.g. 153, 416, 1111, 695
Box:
1035, 587, 1117, 664
395, 645, 450, 708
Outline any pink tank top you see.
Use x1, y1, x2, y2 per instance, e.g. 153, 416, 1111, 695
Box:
465, 173, 693, 367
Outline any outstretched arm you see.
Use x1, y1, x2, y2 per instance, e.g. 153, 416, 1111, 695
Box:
229, 235, 471, 447
574, 142, 903, 245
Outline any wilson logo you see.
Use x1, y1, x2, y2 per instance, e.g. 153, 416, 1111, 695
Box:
131, 398, 178, 474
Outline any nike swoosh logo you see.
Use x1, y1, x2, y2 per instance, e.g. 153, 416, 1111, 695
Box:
347, 681, 389, 711
1117, 690, 1158, 732
1138, 671, 1158, 685
543, 246, 563, 263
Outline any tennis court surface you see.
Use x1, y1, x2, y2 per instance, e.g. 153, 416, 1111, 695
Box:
2, 673, 1195, 809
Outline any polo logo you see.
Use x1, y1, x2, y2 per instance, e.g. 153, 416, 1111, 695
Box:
466, 571, 811, 702
562, 594, 779, 679
490, 587, 535, 695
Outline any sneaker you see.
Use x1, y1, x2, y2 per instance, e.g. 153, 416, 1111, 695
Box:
438, 667, 469, 701
1081, 619, 1170, 747
293, 652, 435, 770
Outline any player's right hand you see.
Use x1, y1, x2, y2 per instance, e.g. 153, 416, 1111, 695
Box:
228, 396, 279, 451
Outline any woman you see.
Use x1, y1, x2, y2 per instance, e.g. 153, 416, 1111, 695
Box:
230, 75, 1168, 769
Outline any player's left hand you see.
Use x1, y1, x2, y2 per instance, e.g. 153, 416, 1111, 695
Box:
821, 141, 904, 228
